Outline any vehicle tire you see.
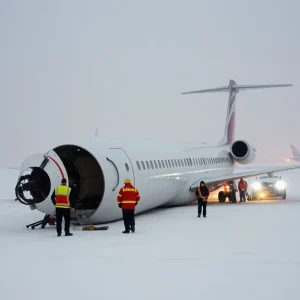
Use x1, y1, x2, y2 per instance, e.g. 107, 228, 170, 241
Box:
218, 191, 226, 203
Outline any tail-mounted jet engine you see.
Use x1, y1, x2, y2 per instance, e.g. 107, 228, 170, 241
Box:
230, 139, 257, 165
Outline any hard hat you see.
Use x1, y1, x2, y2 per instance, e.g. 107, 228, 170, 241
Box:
124, 178, 131, 184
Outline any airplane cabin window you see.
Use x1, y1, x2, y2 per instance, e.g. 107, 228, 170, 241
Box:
125, 163, 129, 171
154, 160, 158, 169
157, 160, 161, 168
189, 158, 193, 166
174, 159, 178, 167
180, 159, 184, 166
171, 159, 175, 167
146, 161, 150, 169
161, 160, 165, 168
141, 161, 145, 170
150, 160, 154, 169
136, 161, 141, 170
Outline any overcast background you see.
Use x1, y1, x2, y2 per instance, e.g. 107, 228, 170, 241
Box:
0, 0, 299, 168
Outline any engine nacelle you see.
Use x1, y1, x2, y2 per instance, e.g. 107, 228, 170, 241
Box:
230, 139, 257, 165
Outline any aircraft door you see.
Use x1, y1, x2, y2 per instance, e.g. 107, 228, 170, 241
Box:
106, 148, 135, 192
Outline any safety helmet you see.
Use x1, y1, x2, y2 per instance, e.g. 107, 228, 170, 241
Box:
124, 178, 131, 184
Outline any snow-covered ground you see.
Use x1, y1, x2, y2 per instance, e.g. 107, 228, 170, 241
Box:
1, 167, 300, 300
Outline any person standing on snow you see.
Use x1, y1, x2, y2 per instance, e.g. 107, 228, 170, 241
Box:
117, 178, 140, 233
195, 181, 209, 218
51, 178, 74, 237
238, 178, 248, 202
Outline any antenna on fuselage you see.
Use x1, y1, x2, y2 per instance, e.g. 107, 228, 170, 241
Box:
182, 79, 293, 145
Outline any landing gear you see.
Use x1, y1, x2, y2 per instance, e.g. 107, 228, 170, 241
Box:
218, 191, 234, 202
218, 191, 226, 203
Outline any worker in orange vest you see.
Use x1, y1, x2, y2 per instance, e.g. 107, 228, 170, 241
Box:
238, 178, 248, 202
117, 178, 140, 233
51, 178, 74, 236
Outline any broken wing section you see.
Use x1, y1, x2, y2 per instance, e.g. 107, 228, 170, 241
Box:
189, 164, 300, 192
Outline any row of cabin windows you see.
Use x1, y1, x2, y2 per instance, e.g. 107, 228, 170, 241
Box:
134, 157, 230, 171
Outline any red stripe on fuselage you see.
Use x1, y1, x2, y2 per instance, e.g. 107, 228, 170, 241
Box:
47, 156, 65, 179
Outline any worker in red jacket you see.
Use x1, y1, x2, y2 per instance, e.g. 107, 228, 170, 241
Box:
238, 178, 248, 202
117, 178, 140, 233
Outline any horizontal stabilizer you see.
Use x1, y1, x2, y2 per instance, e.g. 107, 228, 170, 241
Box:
182, 83, 292, 95
182, 86, 228, 94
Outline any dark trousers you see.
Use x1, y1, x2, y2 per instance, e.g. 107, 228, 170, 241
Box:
56, 208, 71, 234
231, 190, 237, 202
239, 191, 246, 202
122, 209, 135, 231
197, 198, 207, 217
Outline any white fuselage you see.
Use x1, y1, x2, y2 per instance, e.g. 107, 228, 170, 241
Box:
17, 137, 234, 224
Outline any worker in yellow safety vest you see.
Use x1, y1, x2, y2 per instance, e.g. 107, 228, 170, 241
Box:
51, 178, 74, 237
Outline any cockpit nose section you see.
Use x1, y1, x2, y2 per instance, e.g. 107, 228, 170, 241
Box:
15, 149, 68, 214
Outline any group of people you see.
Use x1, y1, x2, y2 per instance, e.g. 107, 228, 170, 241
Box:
225, 178, 248, 203
195, 178, 248, 217
50, 177, 247, 235
51, 177, 140, 236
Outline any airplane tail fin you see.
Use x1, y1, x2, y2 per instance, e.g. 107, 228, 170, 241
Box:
291, 145, 300, 158
182, 80, 292, 146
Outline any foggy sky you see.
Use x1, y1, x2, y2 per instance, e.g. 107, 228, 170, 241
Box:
0, 0, 299, 168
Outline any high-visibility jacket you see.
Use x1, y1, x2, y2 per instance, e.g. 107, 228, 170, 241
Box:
238, 180, 248, 191
54, 185, 71, 209
117, 183, 140, 209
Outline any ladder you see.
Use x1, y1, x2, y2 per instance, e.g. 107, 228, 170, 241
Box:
74, 209, 95, 230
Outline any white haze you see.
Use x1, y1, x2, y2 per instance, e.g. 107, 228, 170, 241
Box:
0, 0, 300, 168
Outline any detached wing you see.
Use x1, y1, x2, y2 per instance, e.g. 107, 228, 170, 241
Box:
190, 164, 300, 191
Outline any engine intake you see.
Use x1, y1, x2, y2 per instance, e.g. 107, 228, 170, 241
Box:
230, 139, 256, 165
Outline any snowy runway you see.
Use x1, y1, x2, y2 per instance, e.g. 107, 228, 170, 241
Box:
1, 169, 300, 300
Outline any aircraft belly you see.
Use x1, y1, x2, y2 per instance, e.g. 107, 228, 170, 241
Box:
90, 174, 183, 223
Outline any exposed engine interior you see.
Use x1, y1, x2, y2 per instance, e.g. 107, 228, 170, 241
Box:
15, 145, 105, 216
53, 145, 105, 212
15, 167, 51, 206
230, 139, 256, 164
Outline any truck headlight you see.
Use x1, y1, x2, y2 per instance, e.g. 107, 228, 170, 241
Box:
252, 182, 262, 190
275, 181, 286, 190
